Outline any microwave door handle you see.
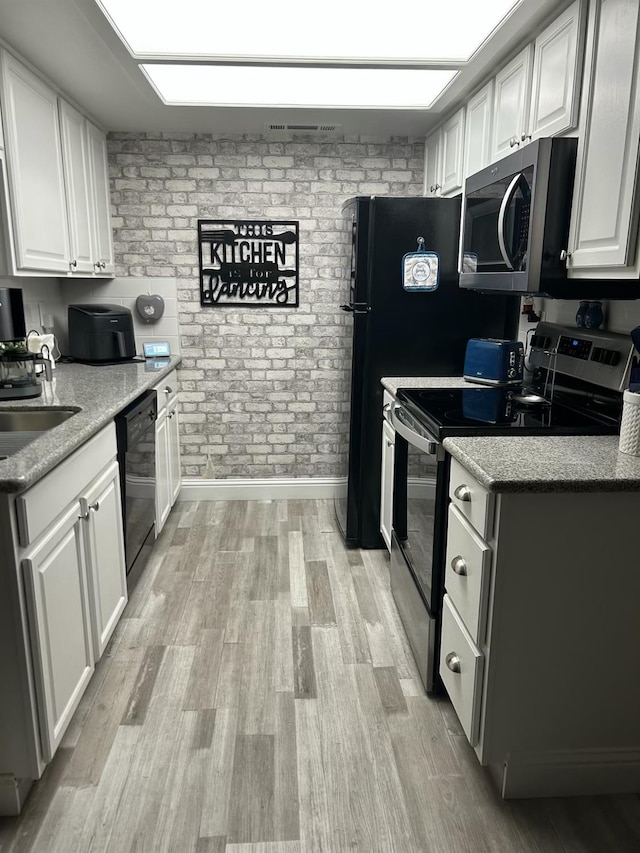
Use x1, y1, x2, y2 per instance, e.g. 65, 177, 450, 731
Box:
497, 172, 523, 271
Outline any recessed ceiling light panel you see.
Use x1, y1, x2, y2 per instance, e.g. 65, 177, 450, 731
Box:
141, 64, 458, 109
97, 0, 520, 63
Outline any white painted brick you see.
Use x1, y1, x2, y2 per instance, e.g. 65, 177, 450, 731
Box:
108, 130, 423, 479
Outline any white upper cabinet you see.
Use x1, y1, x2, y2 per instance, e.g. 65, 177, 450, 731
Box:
0, 51, 70, 273
0, 48, 115, 278
440, 108, 465, 196
528, 0, 583, 140
491, 45, 534, 162
86, 120, 115, 275
423, 130, 442, 197
568, 0, 640, 270
464, 81, 494, 179
59, 99, 94, 274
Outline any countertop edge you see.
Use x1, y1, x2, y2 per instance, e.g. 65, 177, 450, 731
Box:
0, 357, 182, 495
443, 437, 640, 494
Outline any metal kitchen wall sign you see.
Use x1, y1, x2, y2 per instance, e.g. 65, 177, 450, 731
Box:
198, 220, 300, 308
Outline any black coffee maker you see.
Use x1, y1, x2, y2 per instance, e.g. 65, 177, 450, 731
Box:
0, 287, 51, 400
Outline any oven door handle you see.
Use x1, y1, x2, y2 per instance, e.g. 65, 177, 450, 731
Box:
390, 404, 439, 455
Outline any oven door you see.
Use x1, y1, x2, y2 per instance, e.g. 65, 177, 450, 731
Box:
390, 403, 448, 693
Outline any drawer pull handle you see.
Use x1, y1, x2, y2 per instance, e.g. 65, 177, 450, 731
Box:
78, 501, 99, 521
451, 556, 467, 576
165, 386, 172, 394
445, 652, 461, 674
454, 484, 472, 502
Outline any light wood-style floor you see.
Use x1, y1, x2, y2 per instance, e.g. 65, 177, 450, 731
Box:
2, 499, 640, 853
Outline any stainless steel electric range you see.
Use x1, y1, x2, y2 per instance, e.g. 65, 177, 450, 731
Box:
389, 322, 632, 692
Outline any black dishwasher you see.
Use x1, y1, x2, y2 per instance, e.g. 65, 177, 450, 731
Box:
115, 390, 157, 575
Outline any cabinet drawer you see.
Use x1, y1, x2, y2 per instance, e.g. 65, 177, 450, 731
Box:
440, 594, 484, 746
16, 423, 117, 546
449, 458, 494, 539
445, 505, 491, 645
154, 369, 178, 414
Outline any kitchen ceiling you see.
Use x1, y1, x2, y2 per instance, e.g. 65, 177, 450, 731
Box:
0, 0, 572, 135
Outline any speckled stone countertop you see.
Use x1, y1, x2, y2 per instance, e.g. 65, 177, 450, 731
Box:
0, 357, 181, 494
381, 376, 470, 395
443, 435, 640, 493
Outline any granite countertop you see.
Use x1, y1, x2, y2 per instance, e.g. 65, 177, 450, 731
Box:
0, 357, 181, 494
444, 435, 640, 493
381, 376, 470, 395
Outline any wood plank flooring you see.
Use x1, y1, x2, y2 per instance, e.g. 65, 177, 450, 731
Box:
2, 499, 640, 852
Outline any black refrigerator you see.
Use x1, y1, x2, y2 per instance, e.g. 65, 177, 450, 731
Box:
334, 196, 520, 548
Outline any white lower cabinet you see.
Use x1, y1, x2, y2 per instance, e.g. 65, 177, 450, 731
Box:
439, 594, 484, 746
441, 460, 640, 798
155, 409, 172, 533
154, 370, 181, 535
22, 503, 94, 762
168, 403, 182, 506
1, 422, 128, 803
380, 416, 395, 552
81, 460, 127, 660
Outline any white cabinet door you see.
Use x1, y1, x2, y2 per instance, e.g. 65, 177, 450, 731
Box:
440, 108, 465, 196
491, 46, 534, 162
155, 410, 171, 534
423, 131, 442, 197
528, 0, 583, 141
0, 50, 70, 273
81, 460, 127, 660
22, 503, 94, 762
568, 0, 640, 269
59, 99, 94, 274
167, 403, 182, 506
464, 81, 494, 178
380, 418, 395, 552
86, 120, 115, 276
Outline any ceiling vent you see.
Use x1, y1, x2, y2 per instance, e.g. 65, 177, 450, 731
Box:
264, 122, 342, 135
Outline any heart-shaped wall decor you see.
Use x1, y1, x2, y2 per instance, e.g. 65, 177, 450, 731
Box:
135, 294, 165, 324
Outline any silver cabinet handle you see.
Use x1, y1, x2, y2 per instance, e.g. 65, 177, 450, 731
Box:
445, 652, 461, 674
521, 132, 532, 142
164, 386, 172, 394
560, 249, 572, 262
386, 438, 392, 447
451, 556, 467, 576
70, 259, 77, 269
79, 500, 100, 521
454, 484, 472, 502
94, 261, 106, 270
509, 136, 518, 148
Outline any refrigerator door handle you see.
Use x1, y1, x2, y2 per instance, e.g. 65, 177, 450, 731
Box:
340, 303, 370, 314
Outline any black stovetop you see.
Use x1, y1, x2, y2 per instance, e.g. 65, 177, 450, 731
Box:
397, 384, 622, 440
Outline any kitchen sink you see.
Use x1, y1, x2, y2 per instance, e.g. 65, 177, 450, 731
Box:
0, 408, 78, 432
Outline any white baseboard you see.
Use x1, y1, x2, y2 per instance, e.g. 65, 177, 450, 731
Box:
177, 476, 348, 501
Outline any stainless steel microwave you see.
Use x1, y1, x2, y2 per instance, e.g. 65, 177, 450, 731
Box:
458, 137, 577, 297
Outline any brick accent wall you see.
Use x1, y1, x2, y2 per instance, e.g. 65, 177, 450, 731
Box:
108, 132, 424, 479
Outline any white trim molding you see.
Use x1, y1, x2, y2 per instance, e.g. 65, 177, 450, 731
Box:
177, 476, 347, 501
